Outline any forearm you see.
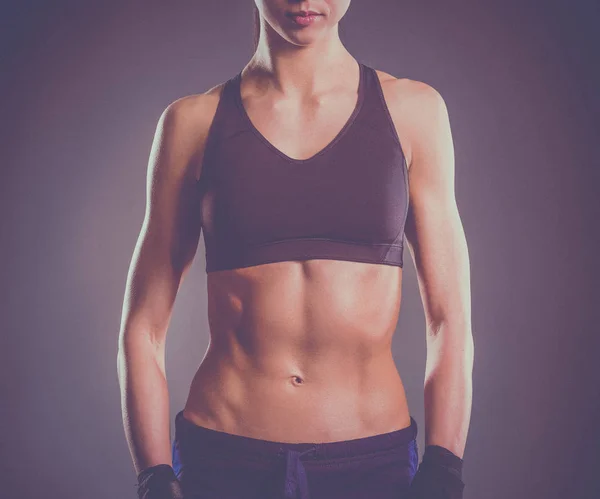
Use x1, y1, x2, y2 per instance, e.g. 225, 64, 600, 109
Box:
117, 336, 172, 475
423, 323, 474, 459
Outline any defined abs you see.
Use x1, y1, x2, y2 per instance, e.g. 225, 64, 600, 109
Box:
183, 348, 410, 443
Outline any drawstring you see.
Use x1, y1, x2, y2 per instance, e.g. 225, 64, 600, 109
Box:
298, 446, 318, 458
281, 446, 318, 499
276, 445, 317, 458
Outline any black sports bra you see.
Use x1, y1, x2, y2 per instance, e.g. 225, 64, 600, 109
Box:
198, 61, 409, 273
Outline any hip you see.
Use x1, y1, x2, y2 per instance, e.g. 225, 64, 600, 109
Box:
172, 409, 419, 499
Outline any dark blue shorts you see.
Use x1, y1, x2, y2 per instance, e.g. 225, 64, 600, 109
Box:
172, 409, 419, 499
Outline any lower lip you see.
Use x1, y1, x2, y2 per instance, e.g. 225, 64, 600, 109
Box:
289, 14, 322, 26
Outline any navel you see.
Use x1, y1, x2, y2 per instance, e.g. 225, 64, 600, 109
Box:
290, 375, 305, 386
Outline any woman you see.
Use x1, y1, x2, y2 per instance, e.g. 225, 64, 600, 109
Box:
117, 1, 474, 498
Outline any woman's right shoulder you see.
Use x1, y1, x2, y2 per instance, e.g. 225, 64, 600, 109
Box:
151, 80, 230, 181
154, 80, 228, 159
162, 80, 227, 126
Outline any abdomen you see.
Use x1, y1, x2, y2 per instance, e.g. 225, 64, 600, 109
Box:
183, 258, 412, 443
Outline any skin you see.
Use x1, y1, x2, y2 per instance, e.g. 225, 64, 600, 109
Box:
117, 0, 473, 475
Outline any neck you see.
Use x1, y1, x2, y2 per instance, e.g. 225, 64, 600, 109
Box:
244, 21, 356, 97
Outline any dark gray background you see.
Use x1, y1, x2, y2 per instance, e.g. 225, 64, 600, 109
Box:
2, 1, 599, 498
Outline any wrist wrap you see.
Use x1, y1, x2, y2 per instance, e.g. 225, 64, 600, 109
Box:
136, 464, 184, 499
408, 445, 465, 499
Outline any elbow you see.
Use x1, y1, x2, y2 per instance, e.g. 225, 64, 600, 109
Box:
426, 315, 472, 341
116, 332, 167, 377
426, 320, 474, 365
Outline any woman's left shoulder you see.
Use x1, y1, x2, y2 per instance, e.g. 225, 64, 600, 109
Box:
373, 68, 446, 106
371, 68, 450, 167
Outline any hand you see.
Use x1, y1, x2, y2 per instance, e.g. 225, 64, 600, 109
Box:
136, 464, 185, 499
407, 445, 465, 499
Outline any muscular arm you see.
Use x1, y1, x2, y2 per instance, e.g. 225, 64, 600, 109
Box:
117, 97, 204, 474
400, 81, 474, 459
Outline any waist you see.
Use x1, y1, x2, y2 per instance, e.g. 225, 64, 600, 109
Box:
183, 349, 411, 443
174, 409, 418, 466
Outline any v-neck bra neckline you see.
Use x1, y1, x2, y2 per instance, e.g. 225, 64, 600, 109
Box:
231, 61, 366, 165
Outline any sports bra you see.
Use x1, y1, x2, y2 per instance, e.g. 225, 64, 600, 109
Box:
198, 61, 409, 273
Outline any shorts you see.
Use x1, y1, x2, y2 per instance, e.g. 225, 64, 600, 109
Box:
172, 409, 419, 499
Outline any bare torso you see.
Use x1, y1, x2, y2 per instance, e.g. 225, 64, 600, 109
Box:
182, 64, 413, 443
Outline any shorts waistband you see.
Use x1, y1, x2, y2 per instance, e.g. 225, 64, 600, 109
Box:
174, 410, 418, 461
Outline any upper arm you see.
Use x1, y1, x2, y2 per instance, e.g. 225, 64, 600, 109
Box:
119, 97, 207, 353
398, 81, 471, 332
